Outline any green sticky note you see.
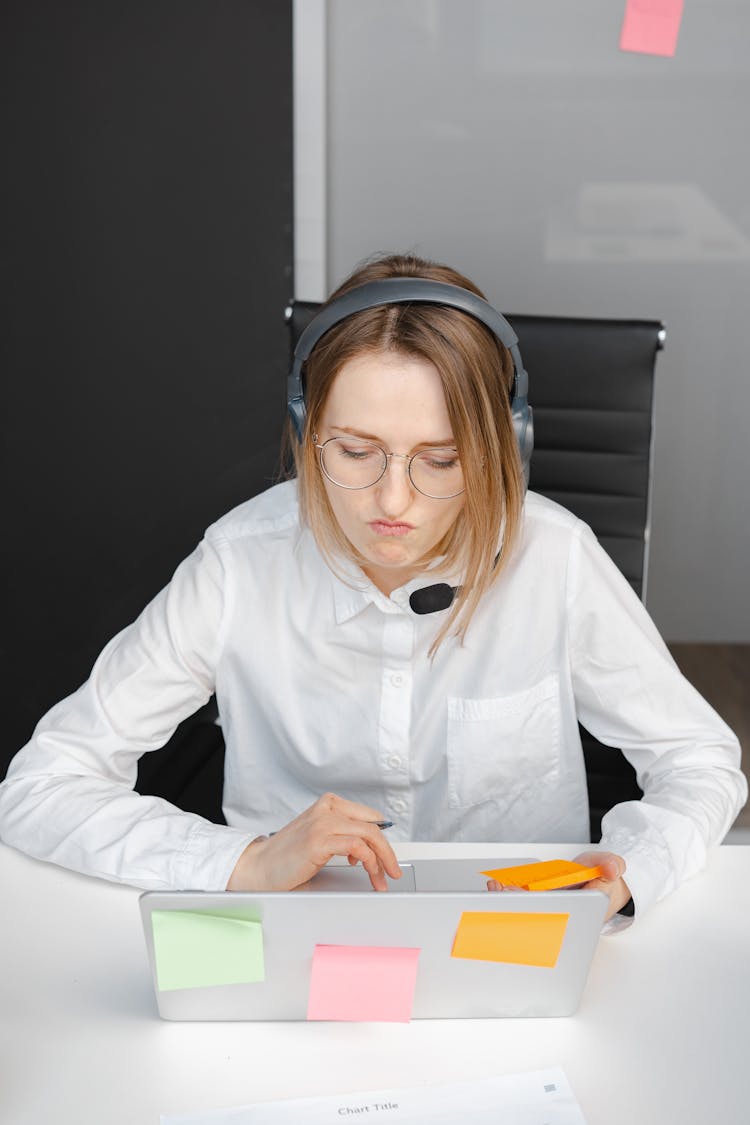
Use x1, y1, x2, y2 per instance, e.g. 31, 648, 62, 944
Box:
151, 910, 265, 991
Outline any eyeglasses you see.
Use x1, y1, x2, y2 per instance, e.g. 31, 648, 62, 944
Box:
314, 435, 465, 499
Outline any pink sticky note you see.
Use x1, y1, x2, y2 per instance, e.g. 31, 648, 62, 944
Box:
620, 0, 684, 57
307, 944, 420, 1022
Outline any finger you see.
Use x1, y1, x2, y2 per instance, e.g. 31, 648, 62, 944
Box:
574, 851, 626, 884
356, 846, 386, 892
327, 814, 401, 879
336, 838, 388, 891
593, 863, 619, 884
597, 857, 626, 883
584, 878, 614, 895
370, 858, 386, 891
316, 792, 390, 825
353, 822, 402, 879
602, 855, 625, 882
486, 879, 527, 894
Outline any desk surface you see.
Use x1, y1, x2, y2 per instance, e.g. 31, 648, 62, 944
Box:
1, 841, 748, 1125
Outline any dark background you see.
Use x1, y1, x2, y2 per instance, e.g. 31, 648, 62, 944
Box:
1, 1, 293, 785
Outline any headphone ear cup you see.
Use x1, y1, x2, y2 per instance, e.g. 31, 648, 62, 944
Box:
287, 395, 306, 442
513, 404, 534, 485
508, 356, 532, 483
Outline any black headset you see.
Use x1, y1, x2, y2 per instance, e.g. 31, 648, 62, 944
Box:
286, 277, 533, 479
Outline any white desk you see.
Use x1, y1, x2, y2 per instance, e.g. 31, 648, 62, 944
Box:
1, 841, 748, 1125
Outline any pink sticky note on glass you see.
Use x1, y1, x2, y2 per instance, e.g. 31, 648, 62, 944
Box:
620, 0, 684, 57
307, 944, 420, 1022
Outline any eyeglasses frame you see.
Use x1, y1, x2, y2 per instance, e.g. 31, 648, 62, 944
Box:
312, 434, 465, 500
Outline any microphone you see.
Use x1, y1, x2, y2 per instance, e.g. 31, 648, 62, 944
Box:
409, 583, 459, 615
408, 548, 500, 615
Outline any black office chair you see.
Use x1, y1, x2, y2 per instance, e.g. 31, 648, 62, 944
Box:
139, 300, 664, 842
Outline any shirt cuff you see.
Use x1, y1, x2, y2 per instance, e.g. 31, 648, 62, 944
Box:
601, 910, 635, 936
597, 825, 675, 919
174, 823, 256, 890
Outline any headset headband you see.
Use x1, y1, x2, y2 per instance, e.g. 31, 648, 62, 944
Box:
287, 277, 533, 475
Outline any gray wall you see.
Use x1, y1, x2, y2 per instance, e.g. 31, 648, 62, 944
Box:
321, 0, 749, 642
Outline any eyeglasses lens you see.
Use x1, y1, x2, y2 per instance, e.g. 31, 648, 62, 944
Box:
320, 438, 463, 499
410, 449, 464, 498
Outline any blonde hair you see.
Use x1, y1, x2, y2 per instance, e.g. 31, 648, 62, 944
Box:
289, 252, 525, 654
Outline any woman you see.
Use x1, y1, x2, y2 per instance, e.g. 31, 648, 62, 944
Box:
0, 253, 744, 923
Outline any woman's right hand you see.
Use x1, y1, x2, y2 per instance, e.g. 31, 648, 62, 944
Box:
226, 792, 402, 893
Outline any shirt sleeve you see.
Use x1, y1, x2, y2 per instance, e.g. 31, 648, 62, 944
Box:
0, 535, 254, 890
567, 521, 747, 918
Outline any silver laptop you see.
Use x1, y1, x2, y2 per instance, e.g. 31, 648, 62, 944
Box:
139, 856, 607, 1021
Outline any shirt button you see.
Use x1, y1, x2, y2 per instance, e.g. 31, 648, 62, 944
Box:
391, 673, 404, 687
391, 799, 407, 814
387, 755, 402, 769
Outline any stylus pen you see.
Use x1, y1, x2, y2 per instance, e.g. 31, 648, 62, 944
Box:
269, 820, 393, 836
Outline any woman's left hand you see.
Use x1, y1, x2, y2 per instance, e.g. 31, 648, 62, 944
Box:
570, 850, 631, 920
487, 850, 631, 921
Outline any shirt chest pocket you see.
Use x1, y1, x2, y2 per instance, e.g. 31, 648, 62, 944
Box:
446, 675, 561, 809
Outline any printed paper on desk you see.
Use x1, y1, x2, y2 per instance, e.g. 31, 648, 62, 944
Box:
307, 944, 420, 1022
619, 0, 684, 57
151, 911, 265, 991
159, 1065, 589, 1124
451, 910, 569, 967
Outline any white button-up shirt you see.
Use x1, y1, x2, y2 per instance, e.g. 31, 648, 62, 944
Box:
0, 481, 745, 917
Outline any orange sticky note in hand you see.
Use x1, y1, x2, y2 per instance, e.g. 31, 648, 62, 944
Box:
452, 911, 569, 968
481, 859, 602, 891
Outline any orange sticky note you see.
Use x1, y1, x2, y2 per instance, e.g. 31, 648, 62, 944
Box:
481, 859, 602, 891
619, 0, 684, 58
452, 911, 569, 968
307, 944, 420, 1022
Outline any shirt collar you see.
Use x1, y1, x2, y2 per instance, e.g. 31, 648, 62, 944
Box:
329, 554, 462, 625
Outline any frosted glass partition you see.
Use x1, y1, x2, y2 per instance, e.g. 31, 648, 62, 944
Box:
319, 0, 750, 641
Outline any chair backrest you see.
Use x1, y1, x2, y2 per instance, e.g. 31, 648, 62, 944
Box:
284, 300, 665, 837
510, 313, 664, 599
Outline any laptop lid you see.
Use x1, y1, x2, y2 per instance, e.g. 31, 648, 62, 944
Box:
139, 856, 607, 1021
